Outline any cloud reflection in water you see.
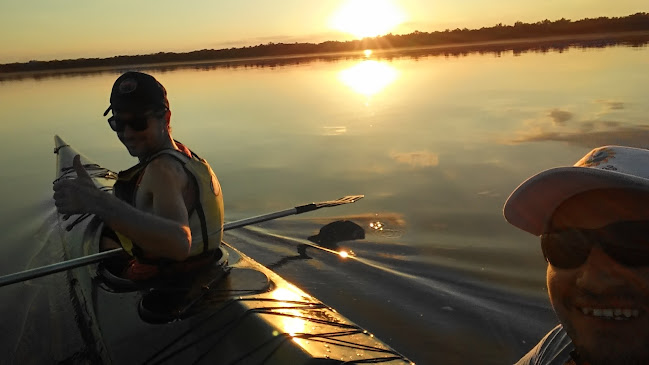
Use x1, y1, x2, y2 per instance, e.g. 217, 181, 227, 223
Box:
512, 125, 649, 149
508, 103, 649, 149
390, 150, 439, 168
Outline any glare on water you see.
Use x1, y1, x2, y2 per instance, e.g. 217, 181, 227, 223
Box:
338, 60, 399, 97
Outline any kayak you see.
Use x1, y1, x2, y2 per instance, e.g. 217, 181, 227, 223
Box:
53, 135, 413, 365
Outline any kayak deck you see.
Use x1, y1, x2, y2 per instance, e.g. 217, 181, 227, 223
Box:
53, 135, 413, 364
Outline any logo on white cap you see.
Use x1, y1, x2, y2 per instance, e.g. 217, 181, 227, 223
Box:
577, 147, 616, 167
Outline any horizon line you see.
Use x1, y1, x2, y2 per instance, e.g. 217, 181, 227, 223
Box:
3, 11, 647, 66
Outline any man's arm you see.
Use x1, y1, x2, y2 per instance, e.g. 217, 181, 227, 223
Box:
53, 155, 192, 261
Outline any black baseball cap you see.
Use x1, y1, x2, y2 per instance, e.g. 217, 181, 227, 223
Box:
103, 71, 169, 116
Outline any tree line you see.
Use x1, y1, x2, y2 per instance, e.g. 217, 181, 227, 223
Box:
1, 12, 648, 74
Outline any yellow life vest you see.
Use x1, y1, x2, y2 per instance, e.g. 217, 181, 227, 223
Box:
113, 145, 224, 260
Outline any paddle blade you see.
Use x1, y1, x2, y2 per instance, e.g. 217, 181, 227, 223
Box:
296, 195, 364, 213
314, 195, 364, 207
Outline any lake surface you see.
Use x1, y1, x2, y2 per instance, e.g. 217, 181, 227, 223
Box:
1, 43, 648, 364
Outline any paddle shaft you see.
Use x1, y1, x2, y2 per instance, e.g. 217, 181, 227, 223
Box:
0, 195, 363, 287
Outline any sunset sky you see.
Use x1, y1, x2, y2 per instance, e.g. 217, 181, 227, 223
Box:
0, 0, 646, 64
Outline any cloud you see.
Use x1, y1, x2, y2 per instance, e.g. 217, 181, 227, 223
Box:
390, 150, 439, 168
596, 100, 625, 111
209, 32, 340, 49
477, 190, 502, 198
602, 121, 622, 128
511, 124, 649, 149
211, 30, 356, 50
322, 126, 347, 136
506, 102, 649, 149
578, 121, 595, 133
548, 109, 573, 126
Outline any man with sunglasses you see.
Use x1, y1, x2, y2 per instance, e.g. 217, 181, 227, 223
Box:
504, 145, 649, 365
53, 71, 224, 280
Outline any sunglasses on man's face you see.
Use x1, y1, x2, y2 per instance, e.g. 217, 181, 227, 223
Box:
541, 220, 649, 269
107, 114, 150, 132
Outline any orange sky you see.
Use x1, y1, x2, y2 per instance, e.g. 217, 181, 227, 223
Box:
0, 0, 646, 63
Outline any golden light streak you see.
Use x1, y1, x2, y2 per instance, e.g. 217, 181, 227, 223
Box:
269, 288, 307, 338
338, 60, 399, 97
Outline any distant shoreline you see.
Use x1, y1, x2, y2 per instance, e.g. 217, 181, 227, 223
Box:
1, 31, 647, 82
1, 13, 648, 80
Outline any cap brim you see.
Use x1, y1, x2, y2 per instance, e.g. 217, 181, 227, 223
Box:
503, 167, 649, 236
103, 102, 163, 116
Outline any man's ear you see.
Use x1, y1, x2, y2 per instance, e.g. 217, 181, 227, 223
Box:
164, 109, 171, 125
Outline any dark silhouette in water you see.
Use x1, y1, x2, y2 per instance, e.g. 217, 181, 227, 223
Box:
267, 220, 365, 270
308, 220, 365, 250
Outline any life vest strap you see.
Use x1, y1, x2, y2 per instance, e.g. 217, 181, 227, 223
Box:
115, 230, 135, 256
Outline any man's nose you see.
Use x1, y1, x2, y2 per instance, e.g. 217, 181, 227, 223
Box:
122, 123, 138, 135
576, 247, 633, 293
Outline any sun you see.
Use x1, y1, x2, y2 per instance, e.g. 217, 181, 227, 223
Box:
330, 0, 406, 39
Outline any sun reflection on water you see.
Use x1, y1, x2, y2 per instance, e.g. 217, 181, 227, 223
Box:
269, 287, 308, 338
369, 221, 384, 231
338, 60, 398, 97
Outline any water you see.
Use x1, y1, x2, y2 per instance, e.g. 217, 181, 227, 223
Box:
0, 43, 648, 364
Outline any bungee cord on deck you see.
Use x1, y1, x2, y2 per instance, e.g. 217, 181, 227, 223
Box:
143, 296, 410, 365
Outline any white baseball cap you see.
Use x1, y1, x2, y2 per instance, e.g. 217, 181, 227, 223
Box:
504, 145, 649, 236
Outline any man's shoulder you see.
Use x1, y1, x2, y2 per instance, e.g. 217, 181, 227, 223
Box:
515, 324, 573, 365
148, 153, 187, 171
142, 153, 190, 186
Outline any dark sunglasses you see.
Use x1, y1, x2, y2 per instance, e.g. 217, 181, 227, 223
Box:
107, 110, 166, 132
107, 115, 150, 132
541, 220, 649, 269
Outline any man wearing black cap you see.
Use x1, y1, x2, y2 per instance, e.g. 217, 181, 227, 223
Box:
53, 71, 224, 280
504, 146, 649, 365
